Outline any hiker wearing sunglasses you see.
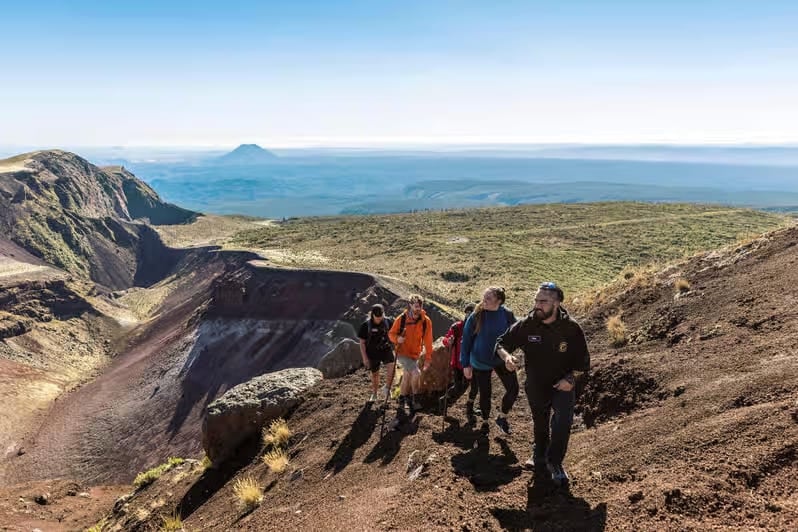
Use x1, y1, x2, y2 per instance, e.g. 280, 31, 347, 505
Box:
496, 281, 590, 487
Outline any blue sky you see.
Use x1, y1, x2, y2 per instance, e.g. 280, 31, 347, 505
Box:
1, 0, 796, 147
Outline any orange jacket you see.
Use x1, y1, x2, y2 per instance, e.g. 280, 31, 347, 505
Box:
388, 309, 434, 361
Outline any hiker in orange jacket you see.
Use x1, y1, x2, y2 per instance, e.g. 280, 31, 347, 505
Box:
388, 294, 434, 414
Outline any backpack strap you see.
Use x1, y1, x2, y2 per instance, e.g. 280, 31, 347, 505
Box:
399, 312, 426, 337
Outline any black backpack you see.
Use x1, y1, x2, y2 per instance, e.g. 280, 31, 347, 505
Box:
367, 317, 393, 349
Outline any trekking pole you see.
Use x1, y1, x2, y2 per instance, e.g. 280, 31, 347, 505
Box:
440, 366, 454, 433
441, 389, 448, 432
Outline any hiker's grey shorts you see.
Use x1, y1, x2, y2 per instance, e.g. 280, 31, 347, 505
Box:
396, 355, 420, 374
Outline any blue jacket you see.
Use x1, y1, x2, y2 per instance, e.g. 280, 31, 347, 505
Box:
460, 306, 516, 370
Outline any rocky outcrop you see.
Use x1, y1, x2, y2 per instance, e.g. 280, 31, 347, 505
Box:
202, 367, 322, 464
0, 279, 93, 339
317, 339, 362, 378
0, 150, 196, 289
418, 338, 451, 393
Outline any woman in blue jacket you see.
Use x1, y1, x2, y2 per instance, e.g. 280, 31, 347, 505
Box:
461, 286, 518, 435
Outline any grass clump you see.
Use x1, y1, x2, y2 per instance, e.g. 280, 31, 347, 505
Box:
674, 277, 691, 293
133, 457, 185, 489
606, 313, 628, 347
85, 518, 107, 532
159, 512, 184, 532
262, 418, 292, 448
233, 476, 263, 512
263, 447, 290, 474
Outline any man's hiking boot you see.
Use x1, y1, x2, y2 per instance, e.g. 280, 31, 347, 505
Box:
466, 401, 481, 420
398, 395, 407, 415
412, 398, 422, 413
495, 415, 511, 435
547, 462, 570, 486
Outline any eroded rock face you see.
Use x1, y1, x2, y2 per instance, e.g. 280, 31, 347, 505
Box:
201, 367, 322, 464
418, 338, 450, 393
317, 339, 362, 379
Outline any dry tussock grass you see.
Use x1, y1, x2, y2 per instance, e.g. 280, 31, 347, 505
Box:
262, 418, 292, 448
606, 313, 628, 347
132, 457, 185, 489
159, 512, 184, 531
263, 447, 290, 474
233, 476, 263, 512
674, 277, 691, 293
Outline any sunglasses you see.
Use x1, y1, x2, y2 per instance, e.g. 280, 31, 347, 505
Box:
538, 281, 564, 301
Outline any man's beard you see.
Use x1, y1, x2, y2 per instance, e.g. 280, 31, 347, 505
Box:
534, 307, 554, 320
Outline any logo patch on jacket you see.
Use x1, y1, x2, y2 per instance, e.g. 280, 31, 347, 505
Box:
558, 341, 568, 352
528, 335, 542, 343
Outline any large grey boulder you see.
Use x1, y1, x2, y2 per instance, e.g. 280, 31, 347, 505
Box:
317, 338, 362, 378
202, 367, 322, 464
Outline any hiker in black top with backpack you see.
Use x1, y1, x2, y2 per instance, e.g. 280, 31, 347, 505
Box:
358, 304, 395, 403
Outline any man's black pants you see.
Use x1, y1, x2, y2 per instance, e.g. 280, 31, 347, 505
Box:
528, 388, 575, 466
472, 365, 519, 420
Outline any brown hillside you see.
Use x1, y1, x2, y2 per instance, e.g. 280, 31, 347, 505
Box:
0, 248, 455, 489
89, 226, 798, 532
0, 150, 196, 289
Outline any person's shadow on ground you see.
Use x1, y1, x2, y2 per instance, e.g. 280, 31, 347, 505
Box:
450, 428, 523, 492
324, 403, 379, 474
491, 471, 607, 531
363, 409, 420, 466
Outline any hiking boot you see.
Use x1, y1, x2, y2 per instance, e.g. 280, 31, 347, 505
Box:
547, 462, 570, 486
398, 395, 408, 414
412, 398, 422, 412
495, 415, 511, 435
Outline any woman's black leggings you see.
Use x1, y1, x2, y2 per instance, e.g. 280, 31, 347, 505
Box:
472, 365, 519, 420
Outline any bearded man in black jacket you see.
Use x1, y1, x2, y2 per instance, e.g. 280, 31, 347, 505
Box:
495, 282, 589, 486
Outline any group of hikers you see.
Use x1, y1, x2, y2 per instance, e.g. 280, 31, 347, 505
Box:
357, 282, 590, 486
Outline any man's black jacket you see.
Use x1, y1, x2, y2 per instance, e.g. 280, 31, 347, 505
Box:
496, 307, 589, 400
